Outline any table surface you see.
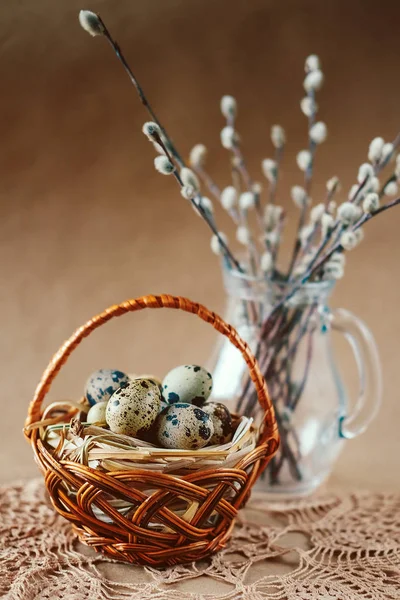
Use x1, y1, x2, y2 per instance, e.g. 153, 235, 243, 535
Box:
2, 479, 399, 600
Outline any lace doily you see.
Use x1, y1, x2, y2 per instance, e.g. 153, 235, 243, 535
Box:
1, 479, 399, 599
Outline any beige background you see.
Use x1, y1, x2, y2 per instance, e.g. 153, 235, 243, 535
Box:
1, 0, 399, 492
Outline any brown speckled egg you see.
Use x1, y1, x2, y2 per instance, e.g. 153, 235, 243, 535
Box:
202, 403, 233, 445
132, 374, 163, 394
155, 403, 214, 450
105, 379, 161, 437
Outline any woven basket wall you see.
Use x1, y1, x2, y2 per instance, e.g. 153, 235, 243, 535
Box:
25, 294, 279, 566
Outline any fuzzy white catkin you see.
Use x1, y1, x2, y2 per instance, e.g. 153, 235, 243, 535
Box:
236, 226, 251, 245
321, 213, 335, 236
258, 252, 272, 274
142, 121, 161, 140
368, 137, 385, 162
309, 121, 327, 144
220, 126, 237, 149
199, 197, 214, 213
271, 125, 286, 149
181, 185, 196, 200
348, 184, 360, 201
303, 69, 324, 92
239, 192, 256, 211
340, 231, 358, 250
260, 251, 273, 273
252, 182, 263, 194
265, 230, 280, 246
305, 54, 320, 72
330, 251, 346, 266
261, 158, 277, 182
293, 263, 308, 277
300, 96, 317, 117
189, 144, 207, 168
154, 155, 174, 175
221, 186, 237, 211
362, 192, 380, 214
355, 228, 364, 243
368, 177, 380, 193
357, 163, 374, 183
310, 203, 325, 224
381, 142, 394, 162
299, 224, 314, 247
395, 158, 400, 179
180, 167, 200, 192
326, 176, 340, 193
384, 181, 398, 196
220, 95, 237, 119
328, 200, 337, 215
296, 150, 312, 171
210, 233, 228, 255
337, 202, 361, 225
291, 185, 308, 208
79, 10, 105, 36
323, 262, 344, 280
264, 204, 283, 230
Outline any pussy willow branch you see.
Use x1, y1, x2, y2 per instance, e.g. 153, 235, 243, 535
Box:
286, 90, 317, 278
269, 146, 284, 206
98, 19, 184, 167
311, 195, 400, 276
267, 195, 400, 325
296, 173, 371, 279
152, 131, 244, 272
95, 15, 245, 274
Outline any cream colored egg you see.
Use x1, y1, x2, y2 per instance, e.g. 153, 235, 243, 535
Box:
162, 365, 213, 406
86, 401, 108, 425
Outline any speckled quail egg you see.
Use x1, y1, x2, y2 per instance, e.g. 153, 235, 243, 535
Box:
202, 403, 233, 445
155, 403, 214, 450
85, 369, 130, 406
132, 374, 163, 394
162, 365, 213, 406
105, 378, 161, 436
86, 401, 108, 425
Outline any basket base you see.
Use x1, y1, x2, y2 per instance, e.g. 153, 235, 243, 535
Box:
72, 519, 236, 567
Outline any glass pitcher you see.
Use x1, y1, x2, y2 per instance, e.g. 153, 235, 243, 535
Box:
209, 265, 382, 497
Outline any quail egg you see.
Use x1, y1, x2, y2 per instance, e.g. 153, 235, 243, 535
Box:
105, 378, 161, 436
86, 401, 108, 425
85, 369, 130, 406
156, 403, 214, 450
162, 365, 213, 406
202, 402, 233, 445
132, 374, 163, 394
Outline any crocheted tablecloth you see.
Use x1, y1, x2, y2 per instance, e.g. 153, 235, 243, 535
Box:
1, 479, 399, 599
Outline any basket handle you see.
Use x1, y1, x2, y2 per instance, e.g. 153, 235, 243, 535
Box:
26, 294, 278, 446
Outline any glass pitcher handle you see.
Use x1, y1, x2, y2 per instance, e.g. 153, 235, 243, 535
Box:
331, 308, 383, 439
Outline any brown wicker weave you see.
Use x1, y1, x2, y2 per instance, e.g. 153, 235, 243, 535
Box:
25, 294, 279, 566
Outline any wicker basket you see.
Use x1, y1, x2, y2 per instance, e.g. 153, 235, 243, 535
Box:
24, 294, 279, 566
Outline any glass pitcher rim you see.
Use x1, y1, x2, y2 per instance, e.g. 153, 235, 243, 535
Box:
222, 263, 336, 292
